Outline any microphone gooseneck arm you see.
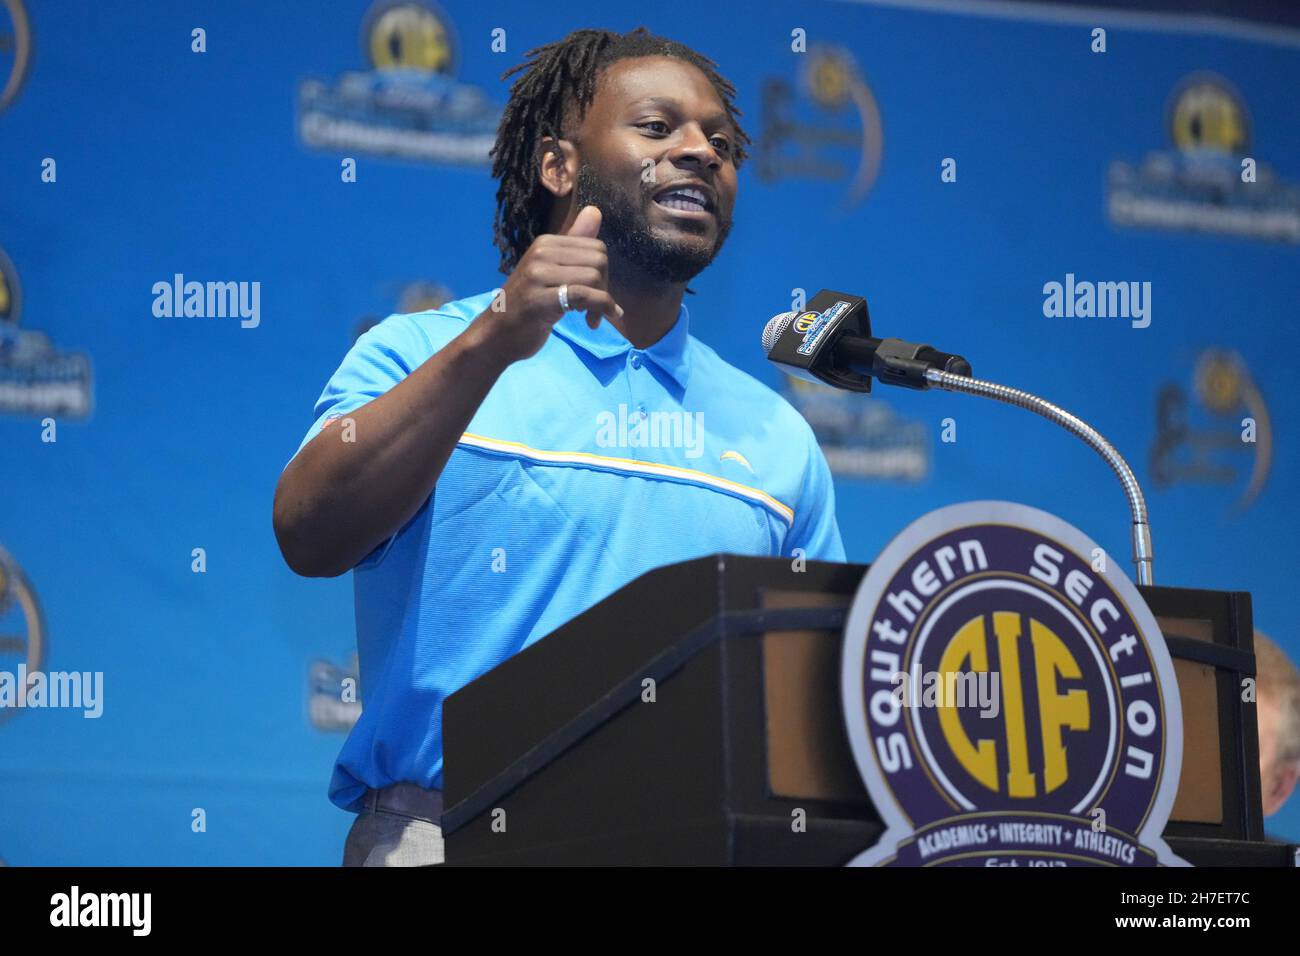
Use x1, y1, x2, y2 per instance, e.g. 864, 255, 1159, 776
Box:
922, 368, 1154, 586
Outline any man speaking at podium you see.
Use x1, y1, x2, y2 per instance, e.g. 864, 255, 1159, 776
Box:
273, 27, 844, 866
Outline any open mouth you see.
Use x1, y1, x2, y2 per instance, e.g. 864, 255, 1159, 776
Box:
652, 185, 714, 217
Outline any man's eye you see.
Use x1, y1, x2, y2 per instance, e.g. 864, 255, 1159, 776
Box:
637, 122, 731, 154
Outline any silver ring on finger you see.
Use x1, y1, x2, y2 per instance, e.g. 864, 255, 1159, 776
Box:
557, 284, 569, 312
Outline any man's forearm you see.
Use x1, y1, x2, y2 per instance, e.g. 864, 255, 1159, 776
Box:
273, 318, 510, 577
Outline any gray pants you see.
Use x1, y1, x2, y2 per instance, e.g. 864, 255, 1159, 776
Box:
342, 783, 445, 866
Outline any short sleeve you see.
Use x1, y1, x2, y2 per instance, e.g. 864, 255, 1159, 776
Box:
289, 314, 434, 463
783, 425, 846, 562
285, 313, 437, 569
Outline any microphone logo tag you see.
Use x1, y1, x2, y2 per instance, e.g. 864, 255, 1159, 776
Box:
794, 299, 851, 356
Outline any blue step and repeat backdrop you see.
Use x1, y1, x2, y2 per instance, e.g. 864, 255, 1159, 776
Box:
3, 0, 1299, 863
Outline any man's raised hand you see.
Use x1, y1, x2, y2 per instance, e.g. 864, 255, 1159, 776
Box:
479, 205, 624, 365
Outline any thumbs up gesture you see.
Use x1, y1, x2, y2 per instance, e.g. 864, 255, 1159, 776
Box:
475, 205, 625, 365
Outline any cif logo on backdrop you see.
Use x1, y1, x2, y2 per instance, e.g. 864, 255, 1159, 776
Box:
781, 298, 926, 481
1168, 77, 1248, 153
0, 0, 32, 112
1108, 73, 1300, 242
0, 545, 45, 726
0, 247, 15, 320
783, 376, 928, 480
842, 501, 1185, 866
308, 652, 361, 732
296, 0, 500, 165
0, 248, 94, 418
352, 279, 454, 342
365, 0, 454, 72
1150, 348, 1271, 514
756, 44, 882, 210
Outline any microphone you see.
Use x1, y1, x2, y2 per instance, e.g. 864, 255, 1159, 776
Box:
761, 290, 1161, 586
761, 290, 971, 392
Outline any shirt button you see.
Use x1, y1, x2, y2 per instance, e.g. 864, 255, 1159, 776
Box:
630, 352, 643, 369
636, 402, 647, 417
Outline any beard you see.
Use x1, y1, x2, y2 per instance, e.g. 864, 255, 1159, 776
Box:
572, 162, 733, 285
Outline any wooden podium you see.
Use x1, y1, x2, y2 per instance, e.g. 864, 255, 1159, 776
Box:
441, 555, 1292, 866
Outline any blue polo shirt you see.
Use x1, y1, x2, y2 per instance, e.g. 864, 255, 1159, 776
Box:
291, 288, 845, 811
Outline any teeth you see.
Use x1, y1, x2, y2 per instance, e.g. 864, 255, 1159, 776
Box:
656, 186, 708, 210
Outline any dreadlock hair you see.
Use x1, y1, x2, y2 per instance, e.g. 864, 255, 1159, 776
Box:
489, 27, 751, 277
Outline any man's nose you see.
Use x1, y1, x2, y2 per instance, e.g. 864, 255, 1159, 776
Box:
669, 126, 723, 169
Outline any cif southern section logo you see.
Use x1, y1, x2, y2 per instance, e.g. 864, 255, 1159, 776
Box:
783, 377, 928, 481
781, 296, 930, 481
756, 45, 882, 210
352, 278, 454, 341
297, 0, 499, 165
842, 501, 1186, 866
1108, 74, 1300, 242
1150, 348, 1270, 513
0, 248, 93, 418
0, 249, 93, 417
1, 0, 32, 112
308, 652, 361, 732
0, 544, 45, 726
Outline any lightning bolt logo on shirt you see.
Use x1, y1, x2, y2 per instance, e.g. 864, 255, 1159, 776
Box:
720, 450, 754, 474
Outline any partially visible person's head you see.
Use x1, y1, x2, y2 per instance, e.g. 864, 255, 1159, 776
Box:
490, 28, 751, 288
1255, 630, 1300, 817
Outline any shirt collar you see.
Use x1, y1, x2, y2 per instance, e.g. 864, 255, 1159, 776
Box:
552, 300, 692, 389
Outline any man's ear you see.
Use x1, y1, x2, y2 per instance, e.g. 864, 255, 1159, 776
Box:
538, 136, 578, 200
1263, 762, 1300, 816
